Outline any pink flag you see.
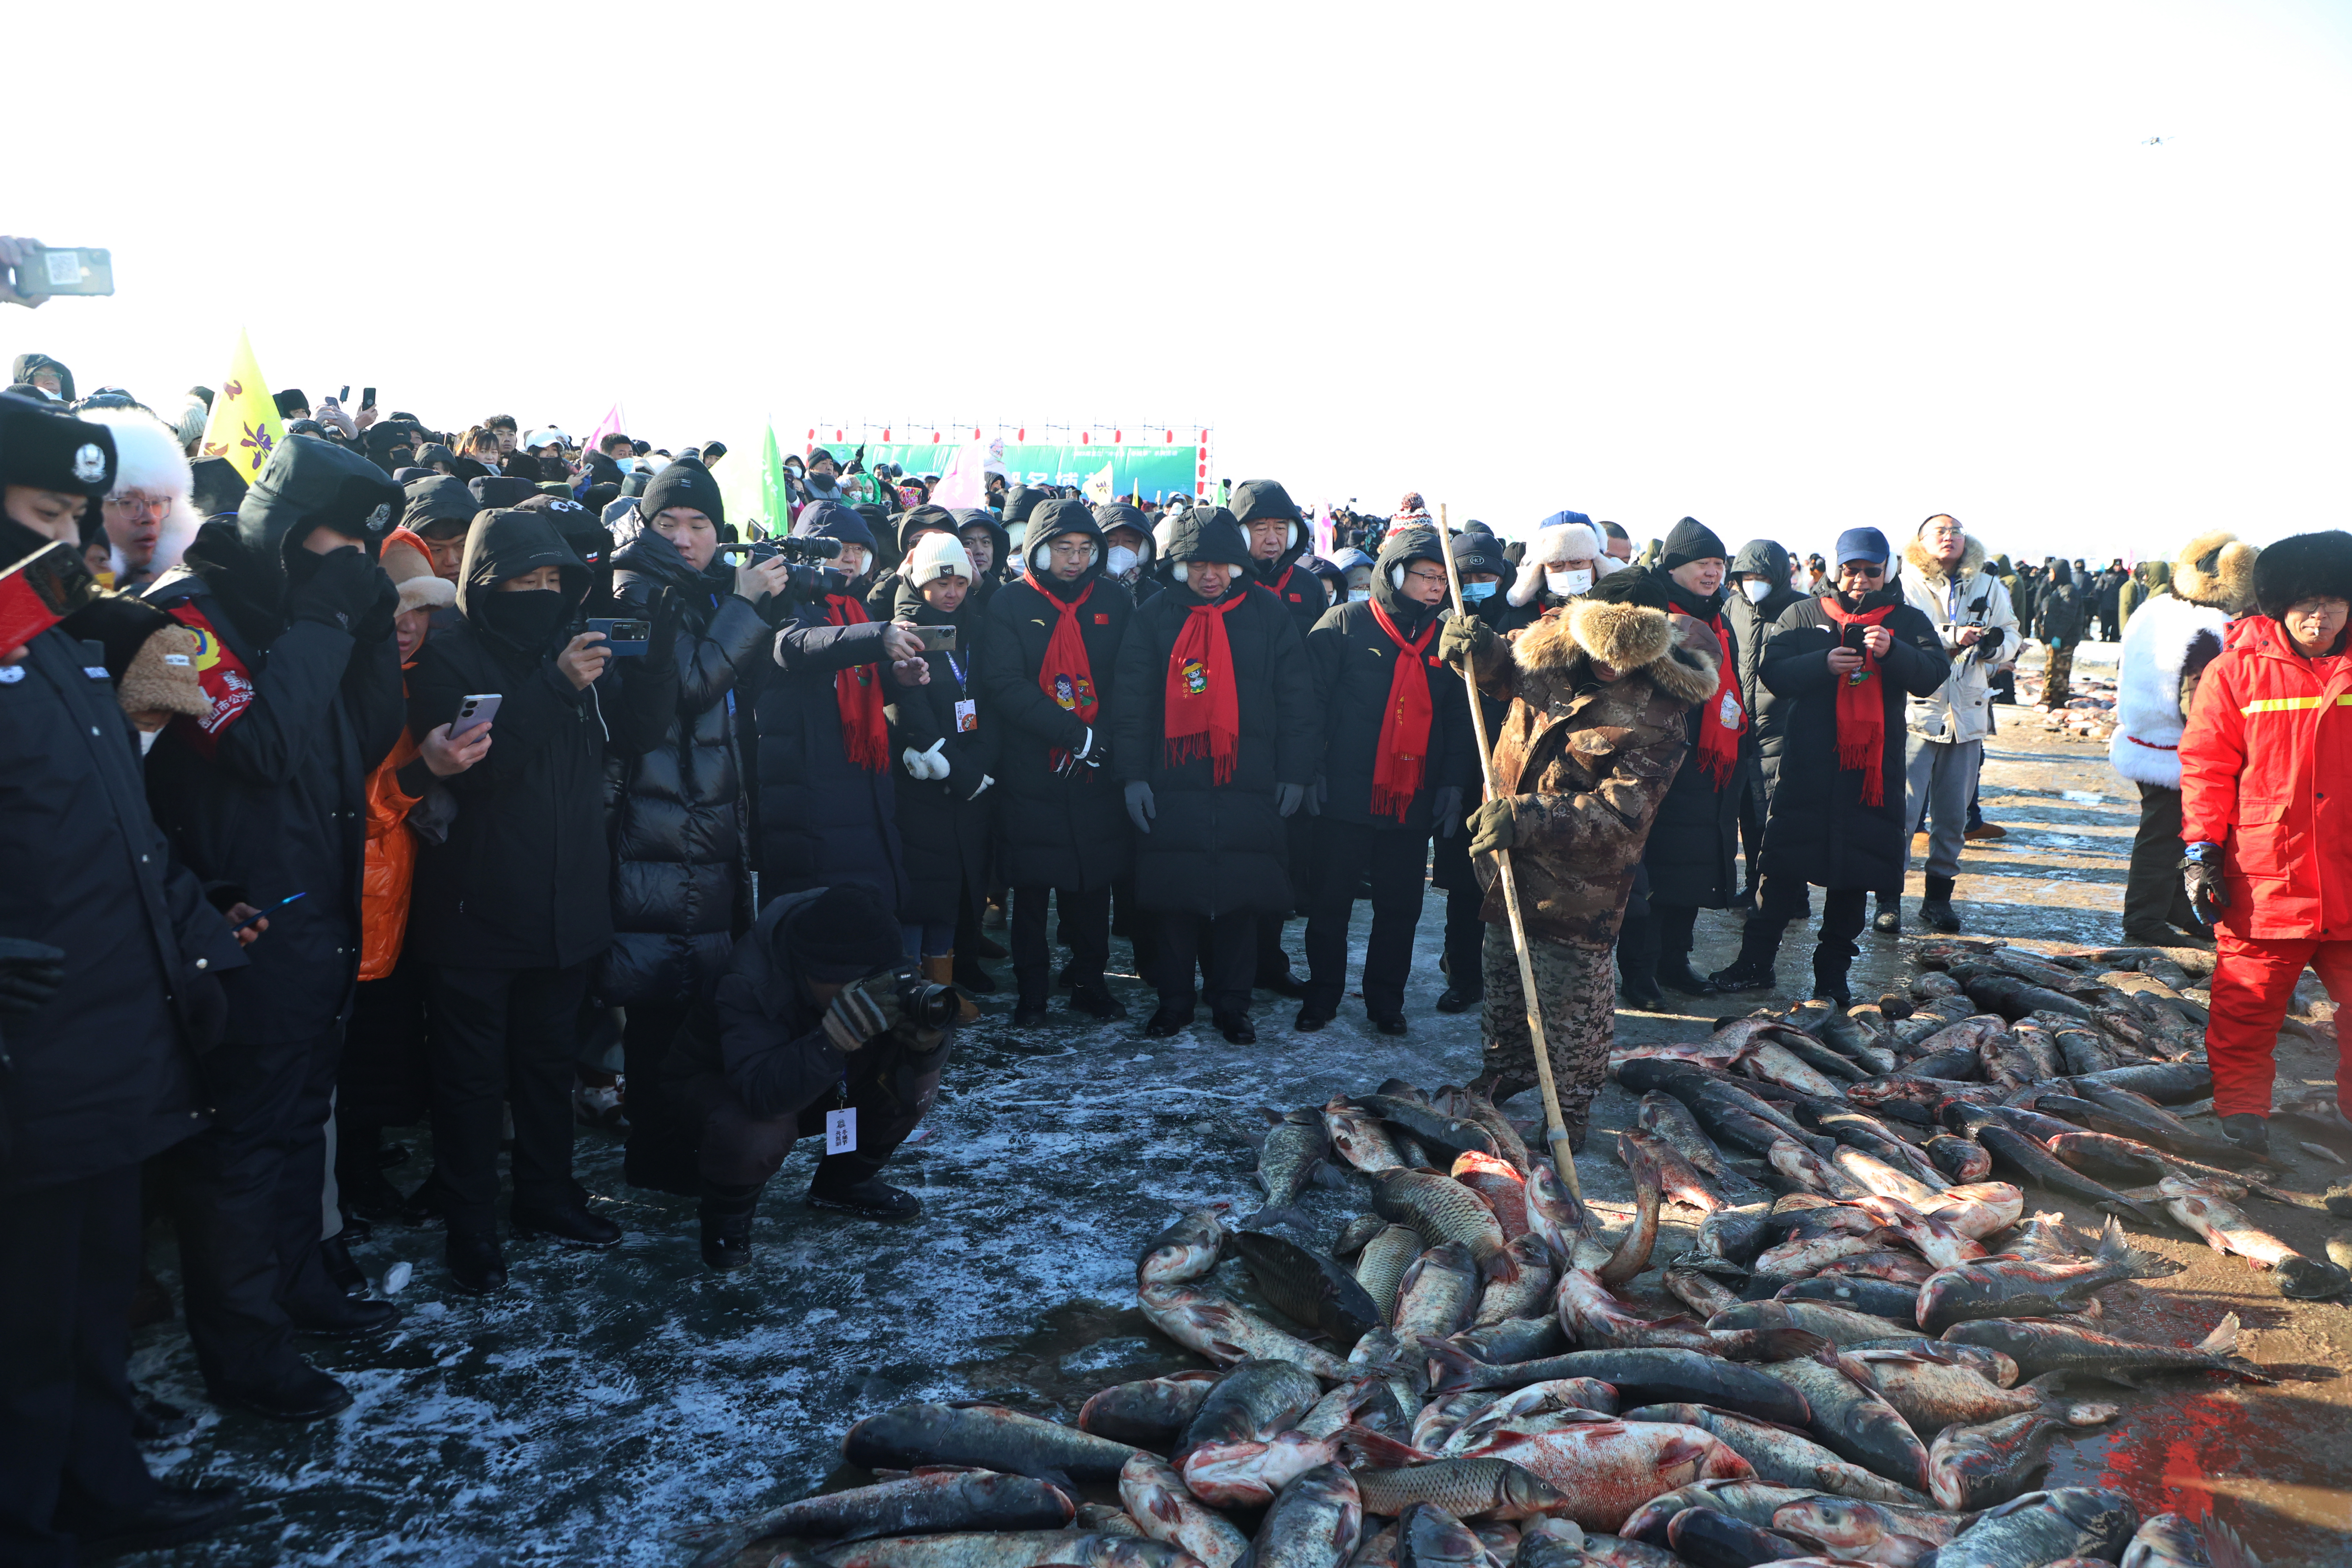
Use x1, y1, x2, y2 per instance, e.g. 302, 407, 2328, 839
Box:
1313, 501, 1336, 560
584, 401, 625, 454
929, 439, 994, 510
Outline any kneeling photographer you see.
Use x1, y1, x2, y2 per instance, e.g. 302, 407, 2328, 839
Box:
661, 883, 957, 1266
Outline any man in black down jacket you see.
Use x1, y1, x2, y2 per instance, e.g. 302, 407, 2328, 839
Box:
0, 402, 248, 1555
1114, 507, 1322, 1043
975, 498, 1132, 1023
1232, 478, 1327, 997
1716, 527, 1951, 1004
599, 460, 787, 1196
2034, 557, 2087, 708
1725, 539, 1806, 916
406, 508, 677, 1293
1623, 518, 1746, 1000
143, 433, 409, 1418
660, 883, 955, 1256
1429, 528, 1537, 1014
1299, 526, 1474, 1034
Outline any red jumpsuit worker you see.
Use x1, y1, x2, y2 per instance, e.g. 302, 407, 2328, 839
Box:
2178, 529, 2352, 1152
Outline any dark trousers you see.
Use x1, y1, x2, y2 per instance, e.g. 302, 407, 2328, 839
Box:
2124, 783, 2209, 940
1751, 877, 1869, 978
0, 1166, 160, 1566
1011, 884, 1111, 1000
1736, 760, 1767, 895
1653, 902, 1702, 964
1154, 910, 1258, 1018
1431, 828, 1485, 999
623, 1001, 689, 1158
158, 1027, 342, 1395
1302, 818, 1430, 1016
678, 1028, 953, 1191
422, 963, 588, 1236
1256, 814, 1312, 980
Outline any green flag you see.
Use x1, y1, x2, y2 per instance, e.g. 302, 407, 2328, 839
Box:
758, 422, 789, 540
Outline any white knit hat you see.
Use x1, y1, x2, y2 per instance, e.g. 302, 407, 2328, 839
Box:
906, 531, 975, 585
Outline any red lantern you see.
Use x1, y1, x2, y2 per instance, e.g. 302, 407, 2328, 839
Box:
1081, 431, 1090, 444
1017, 428, 1025, 441
882, 428, 890, 441
1112, 428, 1122, 443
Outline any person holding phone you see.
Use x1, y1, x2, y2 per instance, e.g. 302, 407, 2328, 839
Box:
1717, 527, 1951, 1005
597, 461, 786, 1196
403, 507, 678, 1292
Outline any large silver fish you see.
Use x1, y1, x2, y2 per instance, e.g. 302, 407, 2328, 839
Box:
2159, 1175, 2352, 1299
1137, 1283, 1354, 1380
1928, 1486, 2138, 1568
1619, 1402, 1926, 1506
1375, 1171, 1519, 1283
1119, 1455, 1249, 1568
1917, 1215, 2183, 1332
1926, 1402, 2119, 1510
1241, 1464, 1362, 1568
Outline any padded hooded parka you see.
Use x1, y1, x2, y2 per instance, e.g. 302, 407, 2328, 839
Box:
1306, 527, 1476, 831
863, 503, 962, 621
404, 509, 677, 970
1232, 478, 1329, 641
1756, 577, 1951, 892
1899, 530, 2019, 748
949, 507, 1013, 604
1112, 507, 1323, 916
974, 498, 1134, 892
1726, 539, 1805, 752
755, 500, 910, 910
2109, 530, 2257, 791
2034, 559, 2087, 646
890, 543, 999, 927
144, 434, 409, 1044
1640, 564, 1746, 908
596, 521, 773, 1008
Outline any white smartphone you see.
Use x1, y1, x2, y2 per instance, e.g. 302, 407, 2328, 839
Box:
451, 693, 502, 737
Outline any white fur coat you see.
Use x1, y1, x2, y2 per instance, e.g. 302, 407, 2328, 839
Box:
2109, 591, 2228, 789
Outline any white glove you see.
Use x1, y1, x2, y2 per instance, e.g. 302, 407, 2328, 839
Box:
902, 740, 950, 781
969, 774, 995, 799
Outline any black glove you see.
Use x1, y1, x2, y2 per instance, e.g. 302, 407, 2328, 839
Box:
0, 939, 66, 1018
289, 547, 386, 633
642, 586, 683, 671
2182, 843, 2228, 925
351, 564, 400, 645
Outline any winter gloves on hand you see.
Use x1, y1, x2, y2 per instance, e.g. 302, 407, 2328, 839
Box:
291, 547, 394, 637
820, 980, 900, 1054
1432, 785, 1465, 838
1438, 613, 1496, 672
902, 739, 949, 781
1467, 796, 1537, 858
1124, 781, 1156, 834
1275, 782, 1308, 818
2181, 842, 2228, 924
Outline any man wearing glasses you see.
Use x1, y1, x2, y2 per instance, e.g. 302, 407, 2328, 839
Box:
1712, 527, 1950, 1003
88, 405, 202, 593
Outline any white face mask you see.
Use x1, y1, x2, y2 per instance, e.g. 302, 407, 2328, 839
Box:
138, 726, 160, 756
1106, 544, 1139, 578
1741, 579, 1774, 604
1547, 567, 1593, 598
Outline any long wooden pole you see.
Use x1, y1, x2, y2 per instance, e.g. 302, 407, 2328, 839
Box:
1436, 505, 1582, 1201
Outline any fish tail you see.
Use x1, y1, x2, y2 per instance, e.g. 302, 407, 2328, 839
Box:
1336, 1423, 1429, 1468
1478, 1244, 1522, 1286
2193, 1311, 2240, 1357
2205, 1514, 2262, 1568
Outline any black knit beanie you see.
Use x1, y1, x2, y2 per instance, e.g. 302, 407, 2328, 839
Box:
784, 885, 903, 981
1659, 517, 1727, 571
638, 457, 725, 528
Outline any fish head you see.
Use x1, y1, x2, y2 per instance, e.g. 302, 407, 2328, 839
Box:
1451, 1149, 1520, 1184
1771, 1497, 1884, 1549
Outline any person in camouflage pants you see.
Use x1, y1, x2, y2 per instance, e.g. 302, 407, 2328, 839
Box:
1438, 569, 1719, 1146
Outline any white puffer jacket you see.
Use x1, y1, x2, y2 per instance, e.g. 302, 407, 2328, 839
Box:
1901, 535, 2019, 746
2107, 591, 2229, 790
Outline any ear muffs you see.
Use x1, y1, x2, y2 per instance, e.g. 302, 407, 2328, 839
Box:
1287, 520, 1300, 550
1032, 544, 1053, 571
1390, 563, 1407, 591
1173, 562, 1191, 585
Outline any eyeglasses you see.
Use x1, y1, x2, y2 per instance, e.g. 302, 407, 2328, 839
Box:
105, 492, 166, 516
1838, 562, 1886, 579
1047, 540, 1094, 557
1404, 567, 1448, 585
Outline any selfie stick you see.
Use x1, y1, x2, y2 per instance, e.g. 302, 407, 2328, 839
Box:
1437, 505, 1582, 1203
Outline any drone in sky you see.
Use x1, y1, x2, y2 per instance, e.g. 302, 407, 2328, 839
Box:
2142, 135, 2172, 145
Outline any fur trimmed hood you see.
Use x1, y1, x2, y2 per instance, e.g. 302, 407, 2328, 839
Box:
1511, 598, 1720, 705
2108, 590, 2228, 789
83, 405, 201, 580
2171, 529, 2259, 612
1902, 531, 1985, 588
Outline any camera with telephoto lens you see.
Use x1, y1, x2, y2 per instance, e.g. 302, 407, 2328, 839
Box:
894, 966, 960, 1032
720, 536, 849, 601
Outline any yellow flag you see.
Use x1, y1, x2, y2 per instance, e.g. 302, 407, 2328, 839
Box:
197, 329, 286, 480
1082, 459, 1116, 505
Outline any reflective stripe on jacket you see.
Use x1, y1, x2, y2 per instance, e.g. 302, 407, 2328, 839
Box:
2178, 619, 2352, 939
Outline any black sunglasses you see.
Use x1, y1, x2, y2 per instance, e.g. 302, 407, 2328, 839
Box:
1839, 562, 1886, 578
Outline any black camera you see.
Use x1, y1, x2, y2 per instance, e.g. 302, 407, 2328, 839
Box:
720, 536, 842, 565
894, 967, 961, 1032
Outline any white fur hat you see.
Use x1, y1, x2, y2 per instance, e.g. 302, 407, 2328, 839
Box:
905, 531, 975, 585
82, 406, 202, 579
1507, 521, 1611, 607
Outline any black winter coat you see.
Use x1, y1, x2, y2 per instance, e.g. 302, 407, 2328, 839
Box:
406, 511, 677, 971
1306, 591, 1476, 832
598, 529, 773, 1008
975, 556, 1135, 893
1758, 590, 1951, 892
758, 598, 910, 911
660, 890, 853, 1120
1639, 576, 1744, 908
1113, 580, 1322, 916
0, 622, 246, 1192
1726, 540, 1807, 755
2035, 579, 2087, 646
145, 524, 405, 1043
1250, 531, 1331, 645
889, 579, 998, 928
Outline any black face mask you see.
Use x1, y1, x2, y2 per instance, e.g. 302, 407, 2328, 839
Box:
0, 513, 55, 573
479, 588, 566, 650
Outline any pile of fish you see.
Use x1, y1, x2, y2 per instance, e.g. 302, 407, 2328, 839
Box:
2011, 667, 2117, 741
681, 932, 2326, 1566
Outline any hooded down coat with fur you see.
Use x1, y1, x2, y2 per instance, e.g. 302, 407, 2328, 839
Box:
2108, 530, 2261, 792
1449, 598, 1719, 949
1900, 533, 2019, 748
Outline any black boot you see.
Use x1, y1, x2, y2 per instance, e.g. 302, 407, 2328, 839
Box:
1872, 893, 1902, 934
1710, 918, 1786, 993
1615, 915, 1666, 1009
1810, 940, 1855, 1008
1068, 980, 1128, 1020
698, 1180, 763, 1271
1012, 977, 1050, 1027
1436, 983, 1482, 1014
809, 1167, 923, 1218
1919, 875, 1961, 934
2221, 1113, 2270, 1156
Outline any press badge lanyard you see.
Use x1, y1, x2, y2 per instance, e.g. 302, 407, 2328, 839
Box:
827, 1073, 857, 1152
945, 650, 977, 735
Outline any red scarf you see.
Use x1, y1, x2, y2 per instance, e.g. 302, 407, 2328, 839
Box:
1165, 591, 1247, 783
1027, 572, 1100, 770
1671, 604, 1746, 790
1818, 596, 1897, 805
1367, 598, 1436, 820
824, 593, 890, 772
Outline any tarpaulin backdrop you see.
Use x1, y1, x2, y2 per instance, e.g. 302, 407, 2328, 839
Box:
809, 435, 1208, 502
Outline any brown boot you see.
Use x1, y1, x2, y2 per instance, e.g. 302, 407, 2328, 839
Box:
923, 953, 980, 1024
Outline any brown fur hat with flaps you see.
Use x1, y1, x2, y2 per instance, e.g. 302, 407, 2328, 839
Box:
1515, 567, 1719, 704
2171, 529, 2259, 613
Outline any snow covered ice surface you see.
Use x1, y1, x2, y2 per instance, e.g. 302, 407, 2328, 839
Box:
133, 900, 1501, 1567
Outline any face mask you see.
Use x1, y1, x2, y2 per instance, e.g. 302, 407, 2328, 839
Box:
1742, 579, 1774, 604
139, 726, 160, 756
1461, 580, 1497, 603
480, 588, 567, 649
1106, 545, 1139, 578
1547, 567, 1593, 598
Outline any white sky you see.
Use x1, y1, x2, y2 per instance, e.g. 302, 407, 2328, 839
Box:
10, 0, 2349, 564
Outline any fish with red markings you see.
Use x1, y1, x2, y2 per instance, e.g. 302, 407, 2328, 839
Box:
1238, 1462, 1360, 1568
2160, 1174, 2352, 1299
1119, 1455, 1248, 1568
1322, 1098, 1403, 1173
1769, 1495, 1972, 1567
1618, 1402, 1929, 1506
1752, 1348, 1933, 1491
1926, 1401, 2119, 1509
1457, 1418, 1755, 1531
1916, 1215, 2183, 1333
1618, 1128, 1735, 1213
1375, 1171, 1520, 1284
1449, 1150, 1530, 1238
1136, 1283, 1354, 1381
1834, 1347, 2053, 1434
